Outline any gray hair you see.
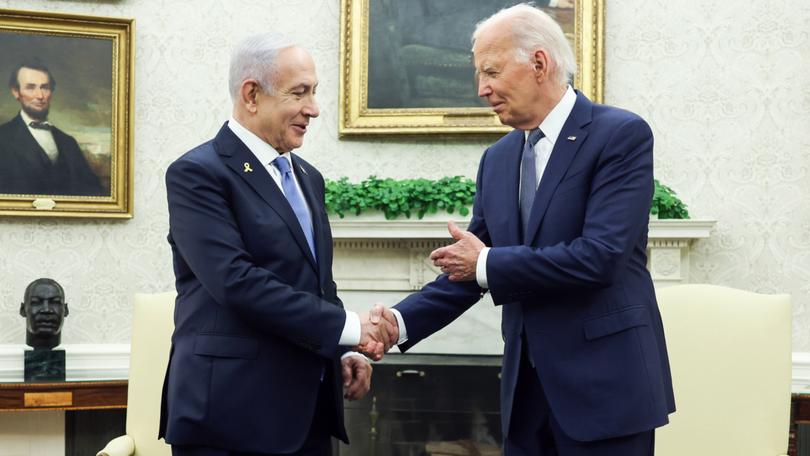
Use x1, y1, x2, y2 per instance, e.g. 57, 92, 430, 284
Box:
472, 3, 576, 86
228, 33, 296, 102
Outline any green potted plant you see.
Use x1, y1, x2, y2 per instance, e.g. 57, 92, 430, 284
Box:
651, 179, 690, 219
325, 177, 689, 220
325, 176, 475, 220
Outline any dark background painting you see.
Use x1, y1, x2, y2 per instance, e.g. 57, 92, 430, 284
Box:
367, 0, 575, 110
0, 31, 114, 190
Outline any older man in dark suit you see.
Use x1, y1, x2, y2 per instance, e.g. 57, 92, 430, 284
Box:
0, 61, 103, 196
383, 4, 675, 456
160, 33, 392, 456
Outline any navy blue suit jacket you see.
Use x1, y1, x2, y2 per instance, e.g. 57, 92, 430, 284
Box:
159, 123, 349, 453
394, 92, 675, 442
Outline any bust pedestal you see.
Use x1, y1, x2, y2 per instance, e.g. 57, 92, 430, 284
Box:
24, 349, 65, 382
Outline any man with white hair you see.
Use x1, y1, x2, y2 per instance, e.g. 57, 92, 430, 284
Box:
385, 4, 675, 455
159, 34, 393, 456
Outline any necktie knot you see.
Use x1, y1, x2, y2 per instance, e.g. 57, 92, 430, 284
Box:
29, 121, 53, 131
272, 156, 291, 175
527, 128, 544, 148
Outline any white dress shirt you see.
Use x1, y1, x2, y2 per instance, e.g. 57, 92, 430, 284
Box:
20, 110, 58, 163
227, 118, 362, 356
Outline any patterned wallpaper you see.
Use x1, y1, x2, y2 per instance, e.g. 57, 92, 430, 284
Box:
0, 0, 808, 351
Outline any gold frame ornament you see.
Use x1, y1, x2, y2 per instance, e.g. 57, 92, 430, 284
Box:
339, 0, 604, 136
0, 9, 134, 218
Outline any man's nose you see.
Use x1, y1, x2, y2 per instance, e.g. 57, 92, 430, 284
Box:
477, 81, 491, 98
305, 99, 320, 118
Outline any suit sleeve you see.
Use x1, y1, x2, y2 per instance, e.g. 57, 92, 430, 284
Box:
394, 151, 492, 351
166, 156, 346, 358
487, 116, 654, 299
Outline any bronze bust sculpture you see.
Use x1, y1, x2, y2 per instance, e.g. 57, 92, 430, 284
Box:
20, 278, 69, 350
20, 278, 69, 381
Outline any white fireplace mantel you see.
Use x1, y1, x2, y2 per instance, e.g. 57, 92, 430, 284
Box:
646, 219, 716, 286
330, 213, 716, 290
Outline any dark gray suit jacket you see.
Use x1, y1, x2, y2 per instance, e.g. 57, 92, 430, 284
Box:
0, 114, 104, 196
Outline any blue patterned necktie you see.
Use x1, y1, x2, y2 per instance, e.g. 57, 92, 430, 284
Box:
272, 156, 316, 260
520, 128, 545, 236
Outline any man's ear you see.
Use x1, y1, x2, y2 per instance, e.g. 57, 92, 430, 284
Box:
19, 302, 26, 318
10, 87, 20, 101
64, 302, 69, 317
239, 79, 261, 113
532, 49, 549, 81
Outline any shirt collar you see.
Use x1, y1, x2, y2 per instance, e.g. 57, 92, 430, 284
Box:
524, 85, 577, 145
227, 116, 291, 166
20, 110, 51, 128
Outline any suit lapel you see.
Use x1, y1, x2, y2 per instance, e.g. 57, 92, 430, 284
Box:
492, 131, 524, 246
213, 124, 318, 273
291, 154, 328, 284
524, 93, 593, 245
8, 115, 53, 170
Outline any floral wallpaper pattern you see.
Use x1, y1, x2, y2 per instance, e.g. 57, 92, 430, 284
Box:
0, 0, 808, 352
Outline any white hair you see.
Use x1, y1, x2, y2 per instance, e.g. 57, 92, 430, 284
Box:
228, 33, 296, 102
472, 3, 576, 86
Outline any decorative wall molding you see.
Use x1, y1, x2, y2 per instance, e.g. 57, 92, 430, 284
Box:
0, 344, 129, 382
2, 344, 807, 393
793, 352, 810, 393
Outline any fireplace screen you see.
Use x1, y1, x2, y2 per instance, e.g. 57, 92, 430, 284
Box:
340, 354, 503, 456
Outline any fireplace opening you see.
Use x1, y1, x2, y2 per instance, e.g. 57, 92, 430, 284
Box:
340, 353, 503, 456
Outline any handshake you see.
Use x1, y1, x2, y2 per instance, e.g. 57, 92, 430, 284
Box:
355, 304, 399, 361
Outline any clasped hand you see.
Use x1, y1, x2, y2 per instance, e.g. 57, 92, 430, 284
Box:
355, 304, 399, 361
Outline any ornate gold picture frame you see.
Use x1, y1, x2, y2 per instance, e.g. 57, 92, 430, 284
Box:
0, 9, 134, 218
339, 0, 604, 136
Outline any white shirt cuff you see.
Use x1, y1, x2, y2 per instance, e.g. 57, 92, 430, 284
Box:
389, 308, 409, 345
341, 351, 369, 362
339, 310, 361, 346
476, 247, 490, 289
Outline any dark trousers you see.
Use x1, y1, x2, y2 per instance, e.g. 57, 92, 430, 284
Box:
172, 373, 334, 456
504, 336, 655, 456
171, 441, 330, 456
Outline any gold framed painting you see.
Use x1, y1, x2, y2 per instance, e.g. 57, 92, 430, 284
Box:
0, 9, 134, 218
339, 0, 604, 136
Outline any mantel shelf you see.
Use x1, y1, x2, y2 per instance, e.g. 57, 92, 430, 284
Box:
330, 213, 716, 241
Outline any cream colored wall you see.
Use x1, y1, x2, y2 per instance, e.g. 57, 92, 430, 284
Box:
606, 0, 810, 349
0, 0, 809, 351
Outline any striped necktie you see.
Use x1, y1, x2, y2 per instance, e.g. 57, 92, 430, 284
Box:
520, 128, 545, 237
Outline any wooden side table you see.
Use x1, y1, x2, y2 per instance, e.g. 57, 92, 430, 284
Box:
0, 380, 127, 412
